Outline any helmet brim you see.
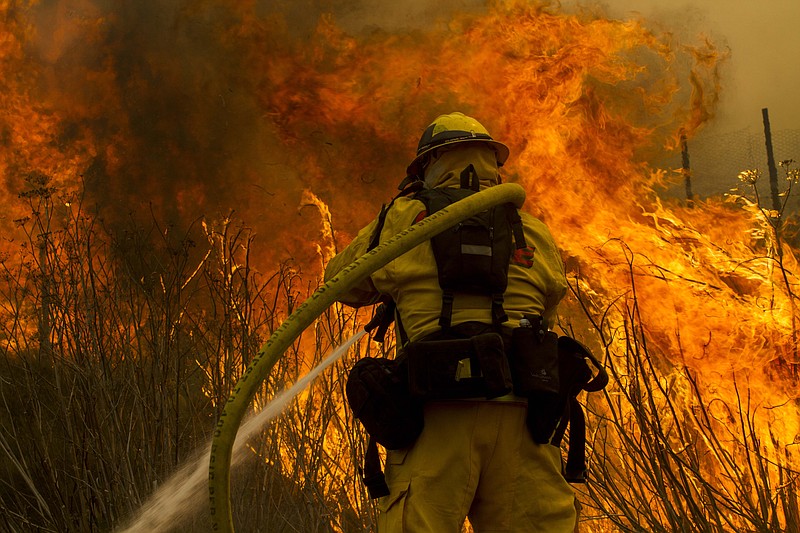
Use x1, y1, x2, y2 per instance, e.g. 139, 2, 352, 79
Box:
405, 139, 510, 177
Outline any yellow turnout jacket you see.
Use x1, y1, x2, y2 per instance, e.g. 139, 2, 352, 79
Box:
324, 148, 568, 342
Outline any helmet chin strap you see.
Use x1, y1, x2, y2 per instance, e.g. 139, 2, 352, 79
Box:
397, 173, 423, 191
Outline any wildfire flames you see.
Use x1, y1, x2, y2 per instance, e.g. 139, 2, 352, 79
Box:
1, 0, 798, 530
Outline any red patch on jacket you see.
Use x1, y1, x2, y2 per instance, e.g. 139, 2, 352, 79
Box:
413, 210, 427, 224
511, 245, 535, 268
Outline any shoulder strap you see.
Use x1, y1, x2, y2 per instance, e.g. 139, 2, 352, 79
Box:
505, 203, 527, 250
367, 203, 391, 252
367, 180, 425, 253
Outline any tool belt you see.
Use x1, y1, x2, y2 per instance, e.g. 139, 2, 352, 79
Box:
346, 316, 608, 497
404, 316, 608, 483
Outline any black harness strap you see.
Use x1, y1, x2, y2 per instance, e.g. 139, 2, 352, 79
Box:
563, 397, 588, 483
551, 397, 589, 483
491, 293, 507, 327
439, 290, 455, 330
367, 179, 425, 254
367, 203, 391, 252
506, 204, 527, 251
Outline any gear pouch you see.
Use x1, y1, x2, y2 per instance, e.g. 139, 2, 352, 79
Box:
346, 357, 423, 450
406, 332, 512, 400
509, 323, 560, 396
510, 320, 562, 444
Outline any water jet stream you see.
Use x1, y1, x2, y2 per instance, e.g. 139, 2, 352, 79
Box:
116, 329, 366, 533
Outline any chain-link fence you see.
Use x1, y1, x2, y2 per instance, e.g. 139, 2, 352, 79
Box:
660, 127, 800, 212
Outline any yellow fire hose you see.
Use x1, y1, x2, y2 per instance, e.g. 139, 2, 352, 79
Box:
208, 183, 526, 532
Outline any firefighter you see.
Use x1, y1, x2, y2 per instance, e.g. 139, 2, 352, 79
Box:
324, 112, 577, 532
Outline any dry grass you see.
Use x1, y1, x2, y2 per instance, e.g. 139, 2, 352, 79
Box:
1, 173, 798, 532
0, 176, 377, 532
567, 241, 799, 531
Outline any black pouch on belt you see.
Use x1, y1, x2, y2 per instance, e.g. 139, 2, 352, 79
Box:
345, 357, 423, 450
510, 316, 562, 444
406, 332, 512, 400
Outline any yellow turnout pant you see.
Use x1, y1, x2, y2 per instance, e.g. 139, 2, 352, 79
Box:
378, 401, 577, 533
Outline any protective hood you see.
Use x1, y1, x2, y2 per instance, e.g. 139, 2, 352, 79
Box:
423, 144, 501, 189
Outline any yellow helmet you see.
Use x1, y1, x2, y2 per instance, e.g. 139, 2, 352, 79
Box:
406, 112, 510, 177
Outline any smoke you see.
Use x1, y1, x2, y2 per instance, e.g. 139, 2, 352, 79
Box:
587, 0, 800, 132
0, 1, 341, 277
4, 2, 797, 527
29, 2, 282, 217
1, 0, 725, 277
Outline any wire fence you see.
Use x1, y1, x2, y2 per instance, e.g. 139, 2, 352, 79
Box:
660, 127, 800, 209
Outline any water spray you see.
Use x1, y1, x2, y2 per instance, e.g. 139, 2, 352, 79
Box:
117, 331, 365, 532
208, 183, 527, 532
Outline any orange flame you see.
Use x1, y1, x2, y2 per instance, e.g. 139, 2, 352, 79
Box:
241, 0, 798, 470
1, 0, 797, 527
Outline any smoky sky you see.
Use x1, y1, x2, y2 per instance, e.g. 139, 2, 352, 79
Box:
591, 0, 800, 133
7, 0, 796, 202
1, 0, 748, 276
5, 1, 797, 388
334, 0, 800, 133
